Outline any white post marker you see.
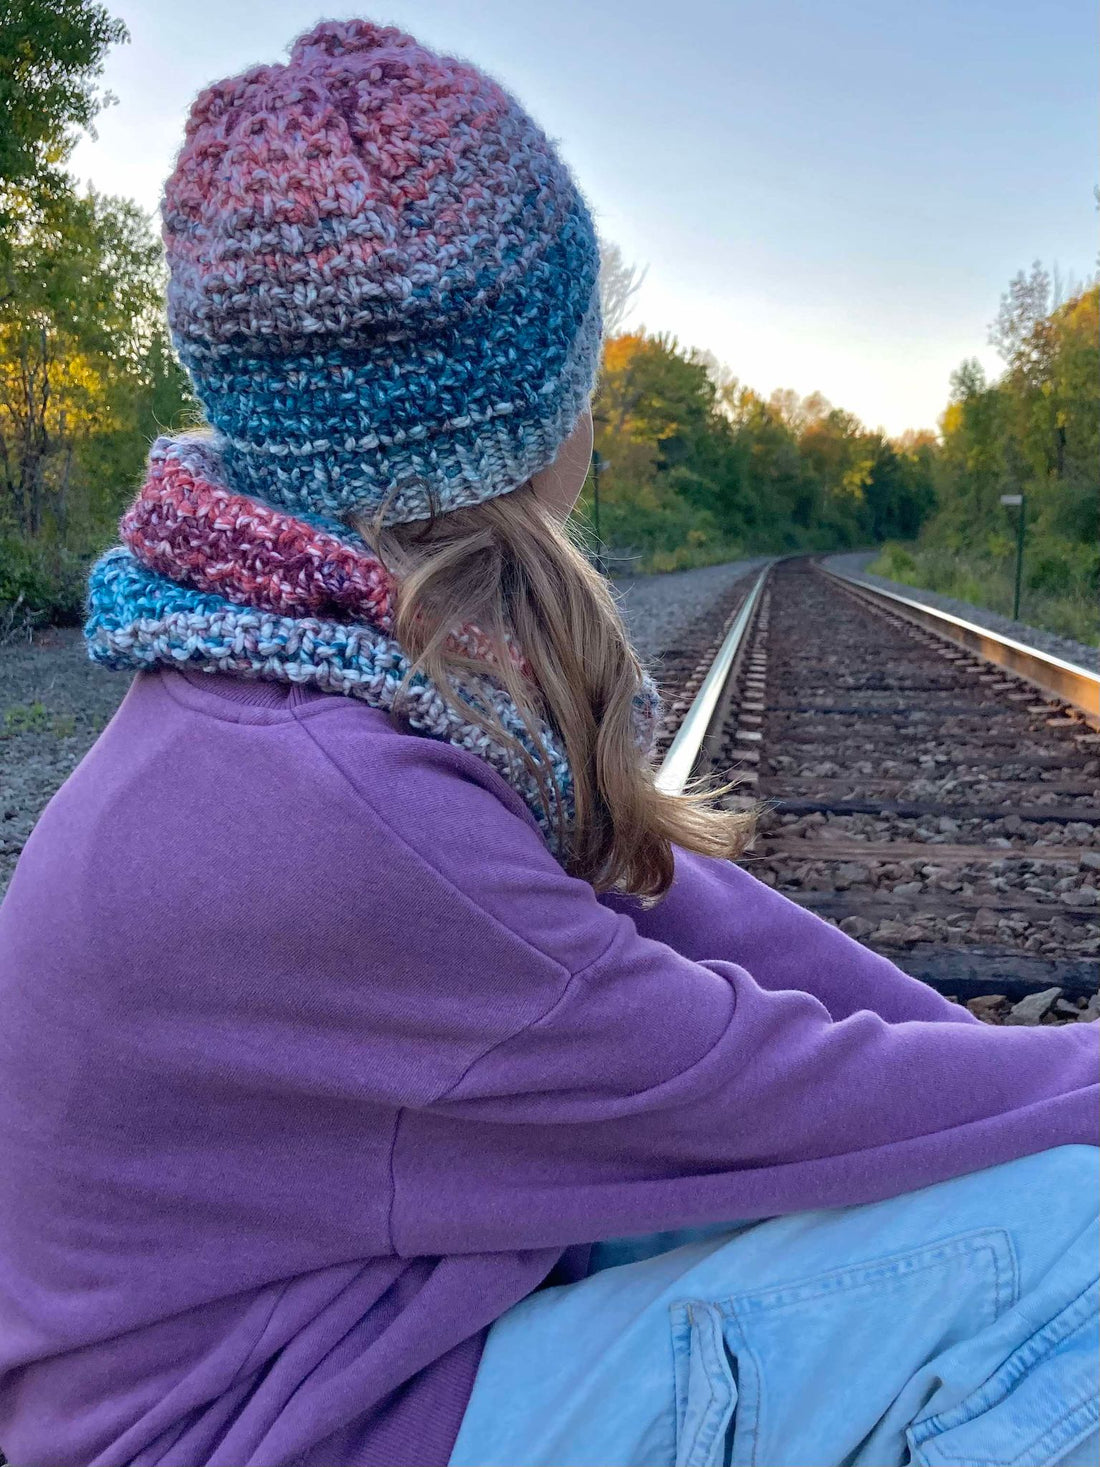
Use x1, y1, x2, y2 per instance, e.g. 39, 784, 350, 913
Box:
999, 494, 1027, 619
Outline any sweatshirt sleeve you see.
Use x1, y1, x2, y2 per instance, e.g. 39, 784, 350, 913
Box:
601, 848, 984, 1026
305, 716, 1099, 1261
394, 911, 1099, 1254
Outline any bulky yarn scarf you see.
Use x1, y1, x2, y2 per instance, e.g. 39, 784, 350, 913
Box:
85, 434, 660, 854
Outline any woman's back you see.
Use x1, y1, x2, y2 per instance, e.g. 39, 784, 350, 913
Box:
2, 664, 1096, 1466
0, 666, 570, 1464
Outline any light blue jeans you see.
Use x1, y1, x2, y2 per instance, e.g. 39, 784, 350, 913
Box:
450, 1146, 1100, 1467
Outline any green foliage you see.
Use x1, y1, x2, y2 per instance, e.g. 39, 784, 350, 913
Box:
0, 529, 90, 622
0, 0, 127, 229
868, 539, 1099, 646
585, 331, 937, 572
0, 2, 189, 627
0, 183, 192, 529
872, 543, 917, 580
0, 184, 193, 619
896, 276, 1100, 646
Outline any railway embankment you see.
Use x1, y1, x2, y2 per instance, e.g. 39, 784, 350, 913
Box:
825, 551, 1099, 673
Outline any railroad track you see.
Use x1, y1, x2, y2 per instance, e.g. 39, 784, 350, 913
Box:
655, 557, 1100, 1026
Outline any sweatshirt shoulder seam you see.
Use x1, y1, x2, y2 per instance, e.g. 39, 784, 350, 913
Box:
290, 709, 573, 980
429, 928, 623, 1107
389, 928, 622, 1250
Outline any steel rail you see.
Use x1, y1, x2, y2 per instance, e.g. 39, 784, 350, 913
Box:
822, 565, 1100, 726
656, 562, 773, 794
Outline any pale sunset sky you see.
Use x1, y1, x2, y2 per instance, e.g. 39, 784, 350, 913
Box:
69, 0, 1098, 438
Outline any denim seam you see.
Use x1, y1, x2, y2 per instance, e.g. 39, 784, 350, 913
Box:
740, 1322, 766, 1467
701, 1232, 1014, 1467
670, 1303, 692, 1455
678, 1302, 730, 1467
670, 1300, 745, 1467
1015, 1396, 1100, 1467
917, 1394, 1100, 1467
909, 1278, 1100, 1465
712, 1229, 1012, 1319
694, 1303, 730, 1467
913, 1276, 1097, 1440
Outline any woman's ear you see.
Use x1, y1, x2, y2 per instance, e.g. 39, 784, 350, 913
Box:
530, 407, 594, 520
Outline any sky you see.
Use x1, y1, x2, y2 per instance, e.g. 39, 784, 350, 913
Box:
69, 0, 1098, 438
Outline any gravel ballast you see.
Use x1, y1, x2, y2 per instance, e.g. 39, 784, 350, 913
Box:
0, 559, 765, 894
612, 557, 767, 665
824, 551, 1099, 672
1, 628, 131, 893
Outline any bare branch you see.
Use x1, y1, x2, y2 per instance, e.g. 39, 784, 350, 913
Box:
599, 240, 647, 338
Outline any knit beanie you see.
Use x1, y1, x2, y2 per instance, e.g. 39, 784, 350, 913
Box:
162, 19, 603, 525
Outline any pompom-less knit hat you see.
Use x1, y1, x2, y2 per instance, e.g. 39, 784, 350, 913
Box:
163, 18, 603, 525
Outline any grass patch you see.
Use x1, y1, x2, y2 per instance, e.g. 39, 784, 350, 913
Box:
1, 702, 77, 740
868, 542, 1100, 647
642, 540, 746, 575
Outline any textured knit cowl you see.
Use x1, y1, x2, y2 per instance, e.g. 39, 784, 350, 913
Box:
84, 432, 659, 854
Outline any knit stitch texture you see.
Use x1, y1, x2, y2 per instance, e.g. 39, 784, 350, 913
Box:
85, 434, 660, 852
162, 18, 602, 523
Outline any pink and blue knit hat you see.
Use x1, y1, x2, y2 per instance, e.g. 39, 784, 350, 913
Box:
163, 18, 603, 525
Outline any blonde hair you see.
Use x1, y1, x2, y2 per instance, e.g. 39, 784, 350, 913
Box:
353, 484, 753, 899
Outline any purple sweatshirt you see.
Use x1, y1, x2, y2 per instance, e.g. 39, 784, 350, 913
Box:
0, 666, 1096, 1467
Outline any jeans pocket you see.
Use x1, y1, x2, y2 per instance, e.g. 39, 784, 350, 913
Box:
671, 1227, 1018, 1467
906, 1277, 1100, 1467
670, 1299, 740, 1467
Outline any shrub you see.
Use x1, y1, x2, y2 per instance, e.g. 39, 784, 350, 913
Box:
867, 540, 1098, 646
870, 542, 917, 579
0, 534, 91, 626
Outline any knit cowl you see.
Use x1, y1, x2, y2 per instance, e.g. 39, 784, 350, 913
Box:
84, 433, 660, 854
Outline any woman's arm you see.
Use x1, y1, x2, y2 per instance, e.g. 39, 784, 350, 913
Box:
601, 847, 983, 1026
395, 908, 1098, 1255
306, 718, 1096, 1257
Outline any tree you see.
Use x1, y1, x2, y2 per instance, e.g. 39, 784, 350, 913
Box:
948, 358, 985, 401
1047, 287, 1099, 540
585, 332, 731, 565
0, 0, 127, 231
0, 187, 190, 539
911, 271, 1098, 638
989, 261, 1055, 383
598, 241, 647, 338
